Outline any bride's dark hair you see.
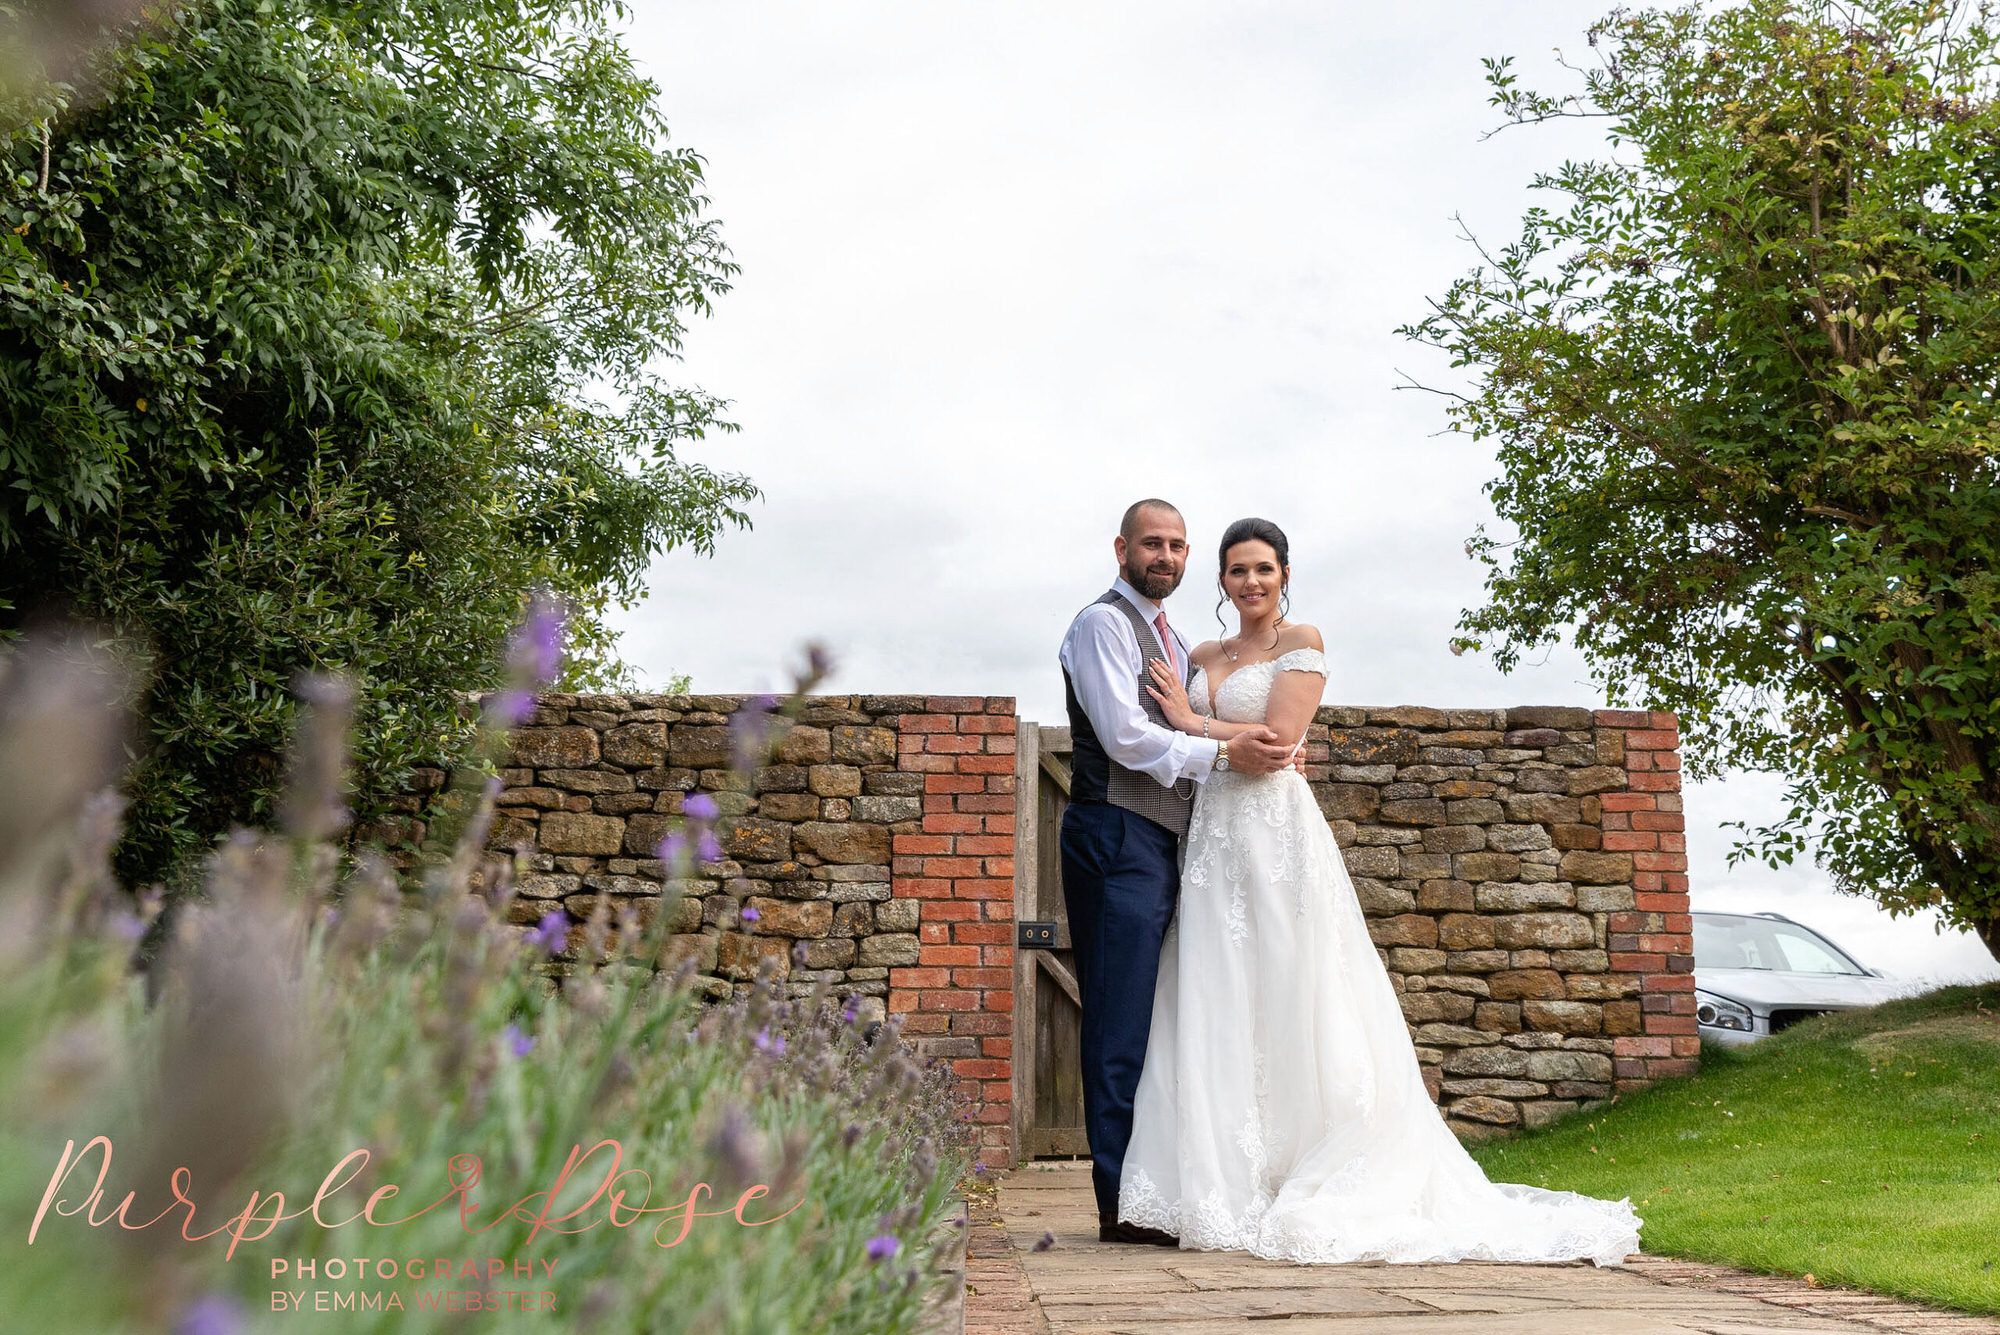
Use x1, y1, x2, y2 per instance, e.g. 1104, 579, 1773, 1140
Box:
1214, 517, 1292, 641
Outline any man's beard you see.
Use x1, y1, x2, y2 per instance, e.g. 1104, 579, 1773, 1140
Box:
1124, 556, 1183, 601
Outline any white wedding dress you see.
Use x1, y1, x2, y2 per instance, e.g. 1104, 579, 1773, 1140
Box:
1116, 647, 1641, 1266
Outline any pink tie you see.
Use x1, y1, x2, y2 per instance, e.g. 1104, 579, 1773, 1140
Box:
1153, 611, 1177, 674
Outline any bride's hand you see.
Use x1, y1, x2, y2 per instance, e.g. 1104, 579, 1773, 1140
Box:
1144, 659, 1196, 730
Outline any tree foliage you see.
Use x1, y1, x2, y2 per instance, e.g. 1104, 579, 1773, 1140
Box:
0, 0, 756, 885
1404, 0, 2000, 956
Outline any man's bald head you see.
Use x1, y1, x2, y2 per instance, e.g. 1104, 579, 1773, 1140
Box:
1120, 498, 1183, 543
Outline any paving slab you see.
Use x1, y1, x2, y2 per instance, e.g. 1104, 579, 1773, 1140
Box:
962, 1160, 2000, 1335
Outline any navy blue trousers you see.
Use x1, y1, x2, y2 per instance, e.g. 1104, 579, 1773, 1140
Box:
1057, 800, 1180, 1218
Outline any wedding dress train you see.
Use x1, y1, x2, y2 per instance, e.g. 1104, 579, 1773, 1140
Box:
1116, 647, 1641, 1266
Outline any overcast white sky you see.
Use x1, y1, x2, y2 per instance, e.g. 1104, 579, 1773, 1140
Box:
608, 1, 2000, 987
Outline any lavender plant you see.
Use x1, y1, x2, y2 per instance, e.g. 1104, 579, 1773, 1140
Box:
0, 610, 972, 1334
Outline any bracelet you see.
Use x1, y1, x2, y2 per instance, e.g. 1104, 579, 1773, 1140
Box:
1202, 717, 1210, 737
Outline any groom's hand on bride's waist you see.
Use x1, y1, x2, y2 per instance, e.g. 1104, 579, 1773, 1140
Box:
1226, 729, 1297, 776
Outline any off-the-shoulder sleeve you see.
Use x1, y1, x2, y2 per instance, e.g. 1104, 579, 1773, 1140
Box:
1272, 647, 1328, 677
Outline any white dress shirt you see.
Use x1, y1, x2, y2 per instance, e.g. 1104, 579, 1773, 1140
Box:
1058, 576, 1223, 788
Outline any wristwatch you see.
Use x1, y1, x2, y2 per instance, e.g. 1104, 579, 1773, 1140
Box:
1214, 739, 1230, 773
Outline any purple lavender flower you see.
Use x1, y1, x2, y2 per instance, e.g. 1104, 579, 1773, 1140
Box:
753, 1026, 787, 1056
485, 687, 536, 729
682, 792, 720, 821
973, 1161, 987, 1174
697, 830, 724, 864
730, 694, 779, 769
655, 831, 687, 866
530, 909, 569, 953
710, 1105, 760, 1186
740, 905, 760, 923
507, 593, 566, 685
1031, 1231, 1055, 1252
791, 940, 809, 965
503, 1023, 535, 1058
842, 994, 862, 1022
175, 1293, 247, 1335
866, 1234, 899, 1261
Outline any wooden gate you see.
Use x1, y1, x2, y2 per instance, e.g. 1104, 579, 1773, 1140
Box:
1011, 722, 1088, 1159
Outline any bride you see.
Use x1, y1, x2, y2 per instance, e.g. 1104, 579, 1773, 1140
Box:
1116, 516, 1641, 1267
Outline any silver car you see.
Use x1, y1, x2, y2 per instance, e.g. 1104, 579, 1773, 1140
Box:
1692, 911, 1901, 1045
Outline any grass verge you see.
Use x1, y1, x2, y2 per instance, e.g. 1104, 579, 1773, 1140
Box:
1469, 983, 2000, 1315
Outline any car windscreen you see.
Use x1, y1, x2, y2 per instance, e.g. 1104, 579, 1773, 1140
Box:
1692, 916, 1865, 975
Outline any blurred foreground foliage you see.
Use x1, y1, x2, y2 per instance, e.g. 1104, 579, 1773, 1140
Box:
0, 630, 971, 1335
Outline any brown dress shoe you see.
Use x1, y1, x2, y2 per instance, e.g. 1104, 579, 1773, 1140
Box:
1098, 1210, 1179, 1245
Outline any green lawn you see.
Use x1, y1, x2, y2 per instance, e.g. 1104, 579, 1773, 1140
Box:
1468, 983, 2000, 1315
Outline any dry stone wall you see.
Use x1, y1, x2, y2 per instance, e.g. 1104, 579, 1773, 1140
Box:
1305, 704, 1694, 1136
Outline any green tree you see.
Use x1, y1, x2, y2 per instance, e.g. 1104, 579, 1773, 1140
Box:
1404, 0, 2000, 958
0, 0, 756, 887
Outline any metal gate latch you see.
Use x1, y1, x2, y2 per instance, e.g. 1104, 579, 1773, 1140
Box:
1016, 920, 1058, 949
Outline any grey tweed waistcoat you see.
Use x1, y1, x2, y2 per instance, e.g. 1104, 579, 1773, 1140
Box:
1062, 588, 1197, 837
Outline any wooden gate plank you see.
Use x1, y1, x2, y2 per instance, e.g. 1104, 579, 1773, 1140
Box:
1010, 720, 1039, 1168
1034, 950, 1082, 1007
1018, 720, 1088, 1167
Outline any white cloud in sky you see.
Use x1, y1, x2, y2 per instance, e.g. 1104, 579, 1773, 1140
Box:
608, 1, 2000, 988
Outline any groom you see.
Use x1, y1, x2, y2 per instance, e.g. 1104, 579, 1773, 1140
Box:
1056, 498, 1297, 1244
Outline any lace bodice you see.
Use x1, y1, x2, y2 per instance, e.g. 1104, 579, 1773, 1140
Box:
1189, 648, 1327, 725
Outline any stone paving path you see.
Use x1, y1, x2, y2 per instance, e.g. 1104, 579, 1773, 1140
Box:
964, 1161, 2000, 1335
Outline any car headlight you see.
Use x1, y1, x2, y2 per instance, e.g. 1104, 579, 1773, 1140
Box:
1696, 991, 1754, 1032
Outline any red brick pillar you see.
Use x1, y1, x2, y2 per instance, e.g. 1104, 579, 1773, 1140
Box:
887, 697, 1019, 1166
1597, 709, 1697, 1088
